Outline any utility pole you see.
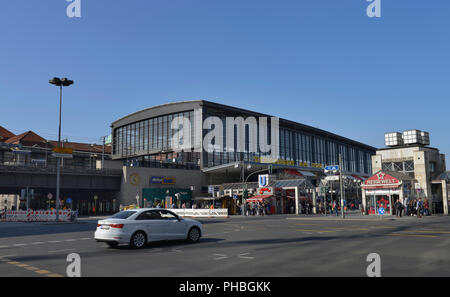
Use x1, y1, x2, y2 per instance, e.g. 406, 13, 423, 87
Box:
102, 136, 105, 170
49, 77, 73, 222
339, 153, 345, 219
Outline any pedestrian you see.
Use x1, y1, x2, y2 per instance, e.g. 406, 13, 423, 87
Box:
403, 197, 409, 216
332, 200, 338, 216
416, 198, 423, 218
424, 199, 430, 216
395, 199, 402, 217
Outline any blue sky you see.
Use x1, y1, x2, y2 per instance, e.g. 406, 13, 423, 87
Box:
0, 1, 449, 159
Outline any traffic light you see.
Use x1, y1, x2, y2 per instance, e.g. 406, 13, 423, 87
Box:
243, 190, 249, 199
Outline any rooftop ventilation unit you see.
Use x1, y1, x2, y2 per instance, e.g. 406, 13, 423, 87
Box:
385, 132, 403, 147
385, 130, 430, 147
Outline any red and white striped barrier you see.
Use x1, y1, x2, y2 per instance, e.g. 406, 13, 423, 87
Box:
1, 210, 76, 222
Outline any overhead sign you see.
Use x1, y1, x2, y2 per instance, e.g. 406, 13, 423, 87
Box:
150, 176, 176, 185
325, 165, 339, 171
258, 174, 269, 187
162, 177, 176, 185
53, 147, 73, 154
363, 171, 400, 188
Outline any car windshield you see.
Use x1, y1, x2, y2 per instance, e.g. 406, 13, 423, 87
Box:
110, 211, 136, 219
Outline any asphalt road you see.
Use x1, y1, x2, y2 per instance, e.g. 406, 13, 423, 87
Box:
0, 215, 449, 277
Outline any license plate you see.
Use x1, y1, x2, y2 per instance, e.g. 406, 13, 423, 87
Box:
101, 225, 110, 230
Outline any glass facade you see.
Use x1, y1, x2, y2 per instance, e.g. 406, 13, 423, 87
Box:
202, 114, 373, 175
113, 110, 200, 169
112, 104, 374, 174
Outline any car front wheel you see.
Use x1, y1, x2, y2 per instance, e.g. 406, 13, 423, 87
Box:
130, 231, 147, 249
187, 227, 201, 243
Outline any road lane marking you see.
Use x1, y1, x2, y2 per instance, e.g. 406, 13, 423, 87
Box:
12, 244, 27, 247
238, 253, 254, 259
2, 257, 63, 277
25, 266, 39, 271
80, 238, 92, 240
297, 229, 336, 233
401, 230, 450, 234
16, 263, 29, 267
48, 248, 76, 253
63, 239, 76, 242
213, 254, 228, 260
387, 233, 438, 238
0, 246, 9, 249
31, 242, 45, 245
0, 254, 17, 259
48, 241, 62, 243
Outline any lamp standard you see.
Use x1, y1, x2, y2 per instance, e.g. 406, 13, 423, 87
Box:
49, 77, 73, 222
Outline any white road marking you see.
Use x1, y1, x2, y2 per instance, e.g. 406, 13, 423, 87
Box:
0, 246, 9, 249
31, 242, 45, 245
47, 241, 61, 243
48, 248, 76, 253
63, 239, 76, 242
12, 244, 27, 247
213, 254, 228, 260
79, 238, 92, 240
238, 253, 254, 259
0, 254, 17, 258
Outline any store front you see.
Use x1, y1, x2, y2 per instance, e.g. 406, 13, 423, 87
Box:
142, 187, 192, 208
362, 171, 414, 215
246, 178, 315, 215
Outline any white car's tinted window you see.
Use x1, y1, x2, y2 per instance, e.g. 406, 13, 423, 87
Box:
111, 211, 136, 219
159, 210, 178, 220
136, 210, 162, 220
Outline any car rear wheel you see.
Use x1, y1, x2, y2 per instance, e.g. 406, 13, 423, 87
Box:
187, 227, 201, 243
130, 231, 147, 249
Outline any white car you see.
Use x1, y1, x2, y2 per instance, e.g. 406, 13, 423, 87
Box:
94, 208, 203, 248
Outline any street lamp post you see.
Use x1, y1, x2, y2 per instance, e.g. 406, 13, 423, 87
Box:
49, 77, 73, 222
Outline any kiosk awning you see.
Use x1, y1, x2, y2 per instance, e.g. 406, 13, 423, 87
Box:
246, 195, 273, 202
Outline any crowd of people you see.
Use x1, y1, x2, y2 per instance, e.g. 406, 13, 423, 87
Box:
237, 201, 270, 216
394, 197, 430, 218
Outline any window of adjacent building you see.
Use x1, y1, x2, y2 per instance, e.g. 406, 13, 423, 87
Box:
429, 162, 435, 173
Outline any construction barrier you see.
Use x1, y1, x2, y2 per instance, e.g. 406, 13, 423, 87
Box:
171, 208, 228, 218
1, 210, 77, 222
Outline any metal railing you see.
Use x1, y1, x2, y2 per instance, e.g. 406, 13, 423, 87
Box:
0, 164, 122, 176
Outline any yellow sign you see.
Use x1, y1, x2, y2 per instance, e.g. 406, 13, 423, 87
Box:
130, 173, 141, 186
52, 147, 73, 154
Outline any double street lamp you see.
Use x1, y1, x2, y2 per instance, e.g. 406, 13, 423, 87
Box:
49, 77, 74, 222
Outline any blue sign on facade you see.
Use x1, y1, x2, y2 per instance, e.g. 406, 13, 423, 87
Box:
151, 176, 164, 184
150, 176, 176, 185
378, 208, 385, 215
66, 198, 72, 204
325, 165, 339, 171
